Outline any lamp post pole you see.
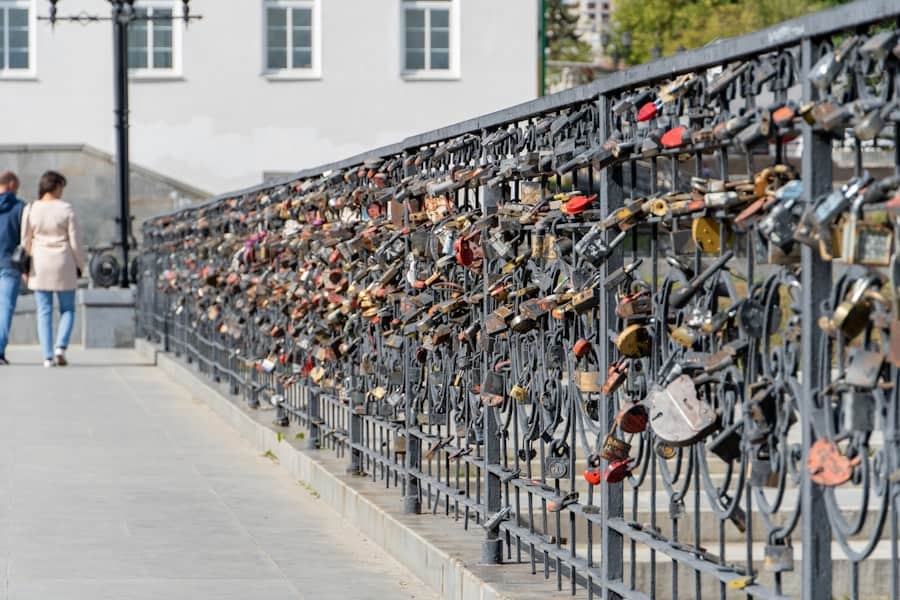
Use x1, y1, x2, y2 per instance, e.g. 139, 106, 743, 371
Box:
112, 2, 131, 288
42, 0, 201, 288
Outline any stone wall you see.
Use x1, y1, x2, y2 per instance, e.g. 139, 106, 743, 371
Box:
0, 144, 209, 249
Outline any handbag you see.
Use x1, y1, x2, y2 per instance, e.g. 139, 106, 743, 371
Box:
10, 203, 30, 274
10, 245, 29, 273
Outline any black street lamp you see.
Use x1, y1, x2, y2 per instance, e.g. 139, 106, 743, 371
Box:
41, 1, 201, 288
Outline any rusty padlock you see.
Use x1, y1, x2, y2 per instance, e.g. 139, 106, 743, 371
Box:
616, 401, 649, 434
572, 338, 592, 359
600, 433, 631, 462
616, 289, 652, 319
601, 359, 629, 395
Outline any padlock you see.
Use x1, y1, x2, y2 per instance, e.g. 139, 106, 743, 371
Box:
842, 389, 876, 432
545, 440, 571, 480
655, 442, 677, 459
808, 438, 860, 487
572, 286, 600, 314
616, 289, 652, 319
600, 433, 631, 461
615, 324, 651, 358
603, 458, 634, 483
669, 498, 685, 520
572, 338, 592, 359
819, 276, 881, 340
601, 359, 629, 395
480, 371, 505, 407
750, 445, 780, 487
840, 193, 893, 266
649, 375, 718, 446
691, 216, 726, 253
583, 468, 602, 486
844, 348, 884, 389
509, 384, 529, 403
615, 401, 648, 434
574, 370, 604, 393
764, 540, 794, 573
670, 325, 698, 348
708, 420, 743, 463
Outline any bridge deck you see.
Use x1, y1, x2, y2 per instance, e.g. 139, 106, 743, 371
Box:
0, 347, 435, 600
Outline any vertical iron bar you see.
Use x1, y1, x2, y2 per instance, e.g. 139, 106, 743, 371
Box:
598, 93, 623, 599
800, 36, 832, 600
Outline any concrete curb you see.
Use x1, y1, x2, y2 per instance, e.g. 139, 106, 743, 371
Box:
135, 340, 568, 600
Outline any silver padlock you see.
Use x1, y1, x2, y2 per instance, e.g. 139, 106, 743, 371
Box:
669, 498, 685, 520
764, 540, 794, 573
842, 389, 876, 433
544, 441, 570, 480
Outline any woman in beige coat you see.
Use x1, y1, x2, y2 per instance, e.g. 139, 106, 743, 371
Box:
22, 171, 85, 367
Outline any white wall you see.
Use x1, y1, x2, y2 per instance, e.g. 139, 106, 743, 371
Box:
2, 0, 538, 194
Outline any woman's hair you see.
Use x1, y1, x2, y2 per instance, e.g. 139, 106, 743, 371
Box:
38, 170, 67, 198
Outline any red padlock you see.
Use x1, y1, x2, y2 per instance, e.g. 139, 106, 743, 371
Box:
604, 458, 635, 484
561, 193, 598, 215
583, 468, 602, 486
661, 126, 691, 149
454, 237, 474, 266
572, 338, 592, 359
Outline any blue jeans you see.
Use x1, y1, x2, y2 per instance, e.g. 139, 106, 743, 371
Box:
34, 290, 76, 360
0, 268, 21, 358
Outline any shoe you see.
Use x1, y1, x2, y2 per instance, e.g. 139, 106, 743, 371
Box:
54, 349, 67, 367
43, 360, 56, 368
0, 357, 8, 365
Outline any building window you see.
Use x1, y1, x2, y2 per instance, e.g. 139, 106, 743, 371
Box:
127, 2, 181, 77
0, 0, 33, 77
402, 0, 457, 78
264, 0, 320, 78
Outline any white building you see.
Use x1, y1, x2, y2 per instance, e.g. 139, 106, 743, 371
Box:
570, 0, 613, 55
0, 0, 539, 194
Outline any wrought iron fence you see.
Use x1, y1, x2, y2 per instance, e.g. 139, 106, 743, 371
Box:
138, 2, 900, 598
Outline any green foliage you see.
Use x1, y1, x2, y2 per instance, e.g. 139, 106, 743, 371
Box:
610, 0, 850, 65
545, 0, 594, 88
546, 0, 593, 62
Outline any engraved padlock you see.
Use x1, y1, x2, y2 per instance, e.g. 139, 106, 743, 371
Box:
600, 433, 631, 462
545, 440, 571, 480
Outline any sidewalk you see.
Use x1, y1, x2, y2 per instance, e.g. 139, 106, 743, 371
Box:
0, 346, 436, 600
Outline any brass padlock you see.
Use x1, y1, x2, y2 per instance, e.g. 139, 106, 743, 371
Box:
691, 216, 728, 253
615, 324, 651, 357
574, 370, 603, 393
509, 384, 529, 403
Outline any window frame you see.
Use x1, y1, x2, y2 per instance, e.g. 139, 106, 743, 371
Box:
127, 0, 183, 81
0, 0, 37, 80
262, 0, 322, 81
400, 0, 460, 81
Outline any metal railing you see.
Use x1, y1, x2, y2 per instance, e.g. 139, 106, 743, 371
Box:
138, 2, 900, 598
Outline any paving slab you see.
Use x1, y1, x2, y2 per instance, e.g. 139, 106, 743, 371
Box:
0, 346, 436, 600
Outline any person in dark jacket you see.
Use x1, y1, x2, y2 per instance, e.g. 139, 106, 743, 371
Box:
0, 171, 25, 365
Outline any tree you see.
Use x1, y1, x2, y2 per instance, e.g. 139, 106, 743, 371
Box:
609, 0, 850, 66
545, 0, 594, 88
